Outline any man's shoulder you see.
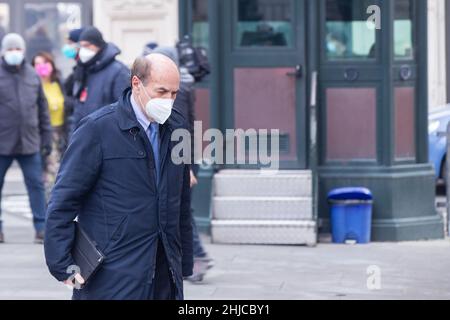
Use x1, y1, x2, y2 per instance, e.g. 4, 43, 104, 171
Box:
74, 104, 120, 139
106, 59, 130, 76
84, 103, 119, 126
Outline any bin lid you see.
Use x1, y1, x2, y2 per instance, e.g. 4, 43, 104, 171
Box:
327, 187, 373, 201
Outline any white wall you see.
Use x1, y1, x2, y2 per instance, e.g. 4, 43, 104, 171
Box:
428, 0, 447, 111
93, 0, 179, 67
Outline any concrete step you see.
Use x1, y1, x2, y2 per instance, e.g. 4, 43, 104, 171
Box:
211, 220, 317, 246
214, 170, 312, 197
213, 196, 313, 220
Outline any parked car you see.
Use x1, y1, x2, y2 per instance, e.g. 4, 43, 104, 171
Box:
429, 105, 450, 184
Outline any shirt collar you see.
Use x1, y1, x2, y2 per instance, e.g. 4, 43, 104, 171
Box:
130, 93, 152, 131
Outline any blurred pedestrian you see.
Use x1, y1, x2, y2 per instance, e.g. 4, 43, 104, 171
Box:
71, 26, 130, 127
61, 28, 84, 138
0, 33, 52, 244
32, 52, 71, 198
26, 24, 53, 62
61, 28, 84, 61
142, 41, 158, 56
152, 46, 214, 283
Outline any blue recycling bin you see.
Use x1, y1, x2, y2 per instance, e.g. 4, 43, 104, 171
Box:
328, 187, 373, 244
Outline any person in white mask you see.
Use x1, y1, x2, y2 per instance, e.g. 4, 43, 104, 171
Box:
0, 33, 52, 244
45, 53, 194, 300
71, 26, 129, 128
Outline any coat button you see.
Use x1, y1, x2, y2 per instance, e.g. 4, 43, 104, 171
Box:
138, 151, 144, 156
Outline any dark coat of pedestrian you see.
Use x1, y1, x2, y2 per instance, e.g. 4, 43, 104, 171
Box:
44, 54, 194, 300
0, 48, 52, 156
0, 33, 52, 244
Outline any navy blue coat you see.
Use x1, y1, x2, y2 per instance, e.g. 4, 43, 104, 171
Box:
44, 88, 193, 300
72, 43, 130, 126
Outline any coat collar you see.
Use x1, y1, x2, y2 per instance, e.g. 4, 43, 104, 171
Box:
117, 88, 141, 131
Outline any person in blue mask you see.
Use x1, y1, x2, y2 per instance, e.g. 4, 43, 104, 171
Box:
62, 28, 84, 60
61, 28, 84, 139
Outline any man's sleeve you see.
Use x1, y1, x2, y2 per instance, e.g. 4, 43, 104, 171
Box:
174, 87, 196, 166
44, 117, 102, 281
180, 164, 194, 277
37, 83, 53, 149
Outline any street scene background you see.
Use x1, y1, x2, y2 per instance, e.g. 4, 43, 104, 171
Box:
1, 0, 450, 300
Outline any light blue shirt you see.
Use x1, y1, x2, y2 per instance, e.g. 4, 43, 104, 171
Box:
130, 94, 160, 184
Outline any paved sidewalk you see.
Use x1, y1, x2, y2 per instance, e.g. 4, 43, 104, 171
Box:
1, 165, 450, 300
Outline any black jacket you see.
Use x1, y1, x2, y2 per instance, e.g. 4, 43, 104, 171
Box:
72, 43, 130, 126
45, 88, 193, 300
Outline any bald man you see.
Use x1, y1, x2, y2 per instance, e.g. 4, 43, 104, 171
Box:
44, 54, 193, 300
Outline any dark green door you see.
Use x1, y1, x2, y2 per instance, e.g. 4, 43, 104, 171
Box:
220, 0, 308, 169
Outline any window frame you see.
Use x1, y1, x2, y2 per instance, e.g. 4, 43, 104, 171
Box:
232, 0, 296, 50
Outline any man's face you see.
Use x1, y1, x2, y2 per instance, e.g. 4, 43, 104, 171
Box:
132, 69, 180, 109
3, 47, 25, 66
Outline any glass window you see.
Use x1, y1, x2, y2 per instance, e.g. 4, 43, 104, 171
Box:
0, 4, 10, 43
192, 0, 209, 51
394, 0, 414, 60
237, 0, 293, 47
325, 0, 376, 60
25, 2, 82, 78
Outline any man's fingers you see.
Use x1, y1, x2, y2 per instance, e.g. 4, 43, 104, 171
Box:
64, 279, 75, 288
74, 273, 85, 284
190, 171, 198, 187
64, 273, 85, 288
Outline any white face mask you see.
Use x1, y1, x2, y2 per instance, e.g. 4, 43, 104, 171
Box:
4, 50, 24, 66
78, 47, 97, 64
139, 82, 174, 124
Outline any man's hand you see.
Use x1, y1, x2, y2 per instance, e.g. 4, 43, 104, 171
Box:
64, 273, 85, 289
190, 170, 198, 188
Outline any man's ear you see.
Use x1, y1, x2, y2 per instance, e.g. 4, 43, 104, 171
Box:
131, 76, 141, 91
